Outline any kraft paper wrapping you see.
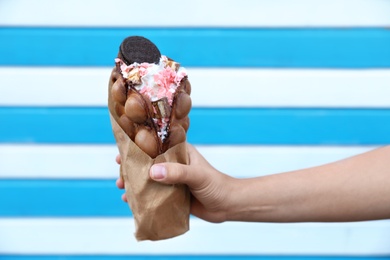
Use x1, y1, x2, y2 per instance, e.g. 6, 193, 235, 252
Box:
109, 113, 191, 241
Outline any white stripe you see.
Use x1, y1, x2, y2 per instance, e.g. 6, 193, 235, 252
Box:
2, 67, 390, 108
1, 0, 390, 27
192, 69, 390, 108
0, 144, 376, 179
1, 218, 389, 255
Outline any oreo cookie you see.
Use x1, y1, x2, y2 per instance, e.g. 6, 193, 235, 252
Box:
119, 36, 161, 65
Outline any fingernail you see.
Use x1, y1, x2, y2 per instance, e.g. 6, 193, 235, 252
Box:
151, 165, 167, 180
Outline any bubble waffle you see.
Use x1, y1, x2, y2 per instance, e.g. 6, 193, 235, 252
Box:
108, 36, 191, 241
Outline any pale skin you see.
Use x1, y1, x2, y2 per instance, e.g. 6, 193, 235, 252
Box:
116, 144, 390, 223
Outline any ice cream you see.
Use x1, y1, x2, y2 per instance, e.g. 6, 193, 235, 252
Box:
108, 36, 191, 241
109, 36, 191, 158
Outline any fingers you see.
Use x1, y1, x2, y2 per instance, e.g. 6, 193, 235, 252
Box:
115, 156, 125, 202
115, 178, 127, 202
150, 163, 206, 189
121, 193, 128, 202
116, 178, 124, 189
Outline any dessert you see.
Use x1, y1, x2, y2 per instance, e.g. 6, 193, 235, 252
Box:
108, 36, 191, 241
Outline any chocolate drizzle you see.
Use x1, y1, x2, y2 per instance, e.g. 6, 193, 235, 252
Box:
116, 43, 163, 153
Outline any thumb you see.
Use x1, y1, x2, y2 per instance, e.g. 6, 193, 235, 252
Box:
150, 163, 200, 187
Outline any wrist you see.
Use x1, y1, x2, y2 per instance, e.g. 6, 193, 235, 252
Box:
225, 176, 276, 222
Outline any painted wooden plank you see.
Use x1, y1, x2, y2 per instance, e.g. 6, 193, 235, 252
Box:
1, 67, 390, 108
1, 0, 390, 27
0, 218, 389, 255
1, 257, 387, 260
0, 179, 128, 217
1, 107, 390, 145
0, 145, 376, 179
1, 257, 390, 260
1, 28, 390, 68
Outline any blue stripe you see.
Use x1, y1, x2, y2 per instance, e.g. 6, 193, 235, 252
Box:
3, 255, 388, 259
1, 107, 390, 145
0, 179, 129, 217
1, 28, 390, 68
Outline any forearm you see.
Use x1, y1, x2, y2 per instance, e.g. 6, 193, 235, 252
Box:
227, 146, 390, 222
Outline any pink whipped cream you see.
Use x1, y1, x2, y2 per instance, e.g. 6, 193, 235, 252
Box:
116, 56, 187, 142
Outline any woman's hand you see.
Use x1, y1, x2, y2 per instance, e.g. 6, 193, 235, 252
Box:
115, 144, 236, 223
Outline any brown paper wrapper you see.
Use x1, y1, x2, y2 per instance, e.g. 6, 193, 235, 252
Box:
110, 113, 191, 241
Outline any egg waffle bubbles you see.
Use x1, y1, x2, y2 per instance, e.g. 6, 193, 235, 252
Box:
108, 36, 192, 241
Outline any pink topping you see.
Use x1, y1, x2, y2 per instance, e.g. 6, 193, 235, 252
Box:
115, 56, 187, 142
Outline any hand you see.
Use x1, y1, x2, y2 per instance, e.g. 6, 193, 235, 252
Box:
115, 154, 128, 203
115, 144, 236, 223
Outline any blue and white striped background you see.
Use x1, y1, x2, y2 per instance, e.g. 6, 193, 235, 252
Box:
1, 0, 390, 259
